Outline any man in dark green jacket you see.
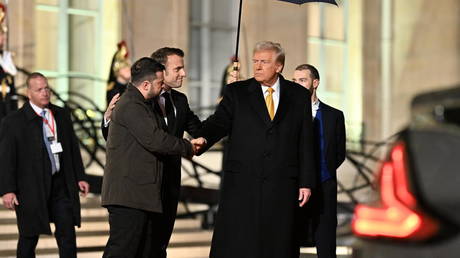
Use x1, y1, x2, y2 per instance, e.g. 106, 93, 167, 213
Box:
102, 57, 204, 257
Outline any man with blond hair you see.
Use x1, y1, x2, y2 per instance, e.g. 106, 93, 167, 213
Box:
197, 41, 316, 258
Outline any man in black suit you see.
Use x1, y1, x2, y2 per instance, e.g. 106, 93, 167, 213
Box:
196, 41, 316, 258
102, 48, 201, 257
0, 72, 90, 258
102, 57, 204, 257
293, 64, 346, 258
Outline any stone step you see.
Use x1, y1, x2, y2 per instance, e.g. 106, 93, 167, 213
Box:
0, 197, 211, 257
0, 197, 214, 257
0, 227, 212, 257
0, 218, 204, 236
0, 230, 213, 249
2, 245, 212, 258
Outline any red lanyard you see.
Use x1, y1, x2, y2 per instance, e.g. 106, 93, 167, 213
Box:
36, 109, 56, 137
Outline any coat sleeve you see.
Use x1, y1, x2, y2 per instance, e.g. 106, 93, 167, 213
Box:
335, 111, 346, 169
119, 102, 193, 157
196, 85, 234, 155
0, 118, 17, 195
182, 96, 202, 138
299, 97, 316, 189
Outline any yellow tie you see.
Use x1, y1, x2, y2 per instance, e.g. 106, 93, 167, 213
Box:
265, 87, 275, 120
1, 80, 7, 99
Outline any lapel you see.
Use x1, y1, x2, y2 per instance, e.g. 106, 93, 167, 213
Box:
272, 75, 290, 125
23, 101, 47, 162
319, 101, 332, 154
24, 101, 41, 122
247, 78, 271, 127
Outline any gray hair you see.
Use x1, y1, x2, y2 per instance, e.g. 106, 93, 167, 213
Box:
253, 41, 285, 66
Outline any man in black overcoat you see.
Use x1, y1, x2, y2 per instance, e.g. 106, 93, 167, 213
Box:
293, 64, 346, 258
0, 72, 89, 258
197, 41, 316, 258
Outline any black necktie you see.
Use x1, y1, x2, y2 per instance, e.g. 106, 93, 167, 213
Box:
162, 92, 176, 133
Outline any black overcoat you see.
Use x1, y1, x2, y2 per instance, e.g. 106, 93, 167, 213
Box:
198, 76, 316, 258
0, 102, 86, 236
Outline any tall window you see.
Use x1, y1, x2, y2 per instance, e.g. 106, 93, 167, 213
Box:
35, 0, 120, 109
307, 0, 363, 141
307, 1, 348, 109
188, 0, 238, 115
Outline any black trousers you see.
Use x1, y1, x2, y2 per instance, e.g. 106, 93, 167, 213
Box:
314, 179, 338, 258
17, 172, 76, 258
103, 205, 168, 258
103, 175, 180, 258
157, 164, 181, 257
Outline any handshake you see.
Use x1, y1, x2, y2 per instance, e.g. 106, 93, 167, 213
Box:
190, 137, 207, 156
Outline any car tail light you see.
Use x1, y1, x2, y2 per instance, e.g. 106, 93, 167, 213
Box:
352, 142, 439, 240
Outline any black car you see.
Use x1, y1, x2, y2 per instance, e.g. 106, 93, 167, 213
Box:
351, 87, 460, 258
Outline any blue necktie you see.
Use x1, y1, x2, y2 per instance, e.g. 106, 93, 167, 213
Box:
314, 109, 331, 182
42, 110, 57, 174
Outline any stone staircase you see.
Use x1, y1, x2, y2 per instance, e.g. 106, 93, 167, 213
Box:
0, 196, 213, 258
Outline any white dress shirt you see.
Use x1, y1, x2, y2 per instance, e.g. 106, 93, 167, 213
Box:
260, 77, 281, 115
30, 101, 61, 171
312, 99, 320, 118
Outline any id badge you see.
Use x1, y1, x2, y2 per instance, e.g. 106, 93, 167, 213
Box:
50, 142, 63, 154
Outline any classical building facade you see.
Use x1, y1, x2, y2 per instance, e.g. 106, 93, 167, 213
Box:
7, 0, 460, 143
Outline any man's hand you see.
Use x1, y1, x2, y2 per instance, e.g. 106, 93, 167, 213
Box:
2, 192, 19, 210
227, 70, 240, 84
298, 188, 311, 207
78, 181, 90, 197
190, 137, 207, 155
104, 93, 121, 122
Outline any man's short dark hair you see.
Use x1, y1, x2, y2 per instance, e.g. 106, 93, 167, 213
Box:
150, 47, 185, 65
295, 64, 320, 81
26, 72, 47, 88
130, 57, 165, 86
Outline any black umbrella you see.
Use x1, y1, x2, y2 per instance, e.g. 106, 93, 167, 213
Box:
233, 0, 338, 70
278, 0, 337, 5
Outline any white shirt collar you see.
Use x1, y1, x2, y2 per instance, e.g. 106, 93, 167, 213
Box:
260, 77, 280, 95
160, 89, 172, 96
312, 99, 320, 111
29, 101, 47, 116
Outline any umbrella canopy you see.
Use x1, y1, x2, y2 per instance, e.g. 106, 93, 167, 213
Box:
233, 0, 338, 68
278, 0, 337, 5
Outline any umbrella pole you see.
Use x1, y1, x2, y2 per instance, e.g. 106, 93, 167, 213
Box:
233, 0, 243, 72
